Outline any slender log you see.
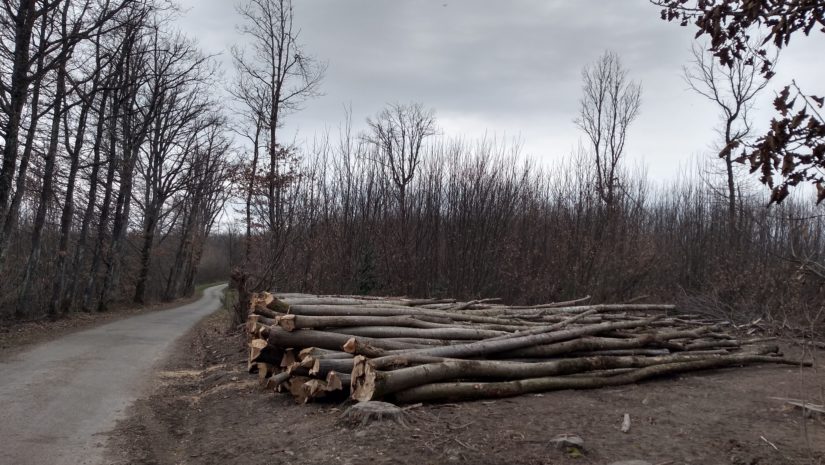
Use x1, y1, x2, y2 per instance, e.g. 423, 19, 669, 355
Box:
567, 349, 672, 357
505, 296, 593, 309
449, 298, 503, 311
391, 355, 810, 403
683, 337, 776, 351
365, 318, 662, 370
382, 337, 455, 346
325, 326, 507, 340
275, 314, 450, 331
496, 327, 710, 359
266, 371, 292, 390
280, 304, 534, 326
266, 327, 431, 352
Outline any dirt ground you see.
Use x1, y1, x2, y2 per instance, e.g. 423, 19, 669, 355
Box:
106, 310, 825, 465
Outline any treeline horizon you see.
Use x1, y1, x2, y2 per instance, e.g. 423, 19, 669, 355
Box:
2, 0, 823, 332
234, 123, 824, 332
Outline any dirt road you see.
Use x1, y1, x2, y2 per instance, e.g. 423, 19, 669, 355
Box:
0, 284, 227, 465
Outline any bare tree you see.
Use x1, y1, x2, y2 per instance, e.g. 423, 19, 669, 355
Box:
365, 102, 437, 219
684, 42, 772, 227
131, 29, 215, 304
575, 50, 642, 206
164, 114, 232, 300
0, 0, 130, 262
654, 0, 825, 204
233, 0, 325, 231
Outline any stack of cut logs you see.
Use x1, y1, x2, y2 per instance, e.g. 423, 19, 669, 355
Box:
244, 292, 807, 404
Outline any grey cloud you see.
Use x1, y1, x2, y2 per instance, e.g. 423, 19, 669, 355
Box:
178, 0, 825, 179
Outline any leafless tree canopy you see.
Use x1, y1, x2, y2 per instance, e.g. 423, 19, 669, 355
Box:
364, 103, 437, 215
575, 50, 642, 206
0, 1, 232, 318
683, 41, 772, 226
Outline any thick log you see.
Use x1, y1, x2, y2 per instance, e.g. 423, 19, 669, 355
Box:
248, 338, 284, 371
298, 347, 355, 361
390, 355, 810, 403
352, 353, 802, 401
301, 356, 356, 376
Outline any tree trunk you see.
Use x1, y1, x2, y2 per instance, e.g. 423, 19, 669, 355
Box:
16, 56, 67, 318
364, 318, 660, 369
97, 150, 135, 311
50, 95, 93, 314
391, 355, 807, 403
266, 326, 431, 353
133, 209, 157, 304
353, 353, 795, 402
0, 0, 37, 252
81, 127, 118, 311
0, 40, 45, 267
67, 86, 109, 311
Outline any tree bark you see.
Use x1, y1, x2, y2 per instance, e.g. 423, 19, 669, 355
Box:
353, 353, 796, 402
16, 48, 68, 318
0, 0, 38, 251
363, 318, 660, 369
391, 355, 808, 403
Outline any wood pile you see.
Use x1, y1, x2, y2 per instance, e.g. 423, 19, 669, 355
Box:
243, 292, 809, 404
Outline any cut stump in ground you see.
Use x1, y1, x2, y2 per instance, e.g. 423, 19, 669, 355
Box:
340, 401, 408, 427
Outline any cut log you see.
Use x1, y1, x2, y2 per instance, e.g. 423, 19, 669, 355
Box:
326, 325, 507, 340
365, 318, 663, 370
267, 327, 431, 352
351, 353, 803, 401
495, 328, 711, 359
265, 371, 291, 390
282, 304, 534, 326
298, 347, 354, 360
391, 355, 810, 403
274, 314, 453, 331
248, 338, 284, 372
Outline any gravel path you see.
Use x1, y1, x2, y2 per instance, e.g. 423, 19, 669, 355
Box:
0, 284, 227, 465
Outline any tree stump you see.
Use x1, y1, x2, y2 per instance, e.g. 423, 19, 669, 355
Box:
340, 401, 407, 427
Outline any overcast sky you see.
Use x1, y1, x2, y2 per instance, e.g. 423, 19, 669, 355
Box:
177, 0, 825, 181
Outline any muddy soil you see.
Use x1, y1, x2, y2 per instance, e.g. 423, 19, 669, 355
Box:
106, 310, 825, 465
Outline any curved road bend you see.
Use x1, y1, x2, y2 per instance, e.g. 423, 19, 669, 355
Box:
0, 284, 228, 465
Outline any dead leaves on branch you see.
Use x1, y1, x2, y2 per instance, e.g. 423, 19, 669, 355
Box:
654, 0, 825, 203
